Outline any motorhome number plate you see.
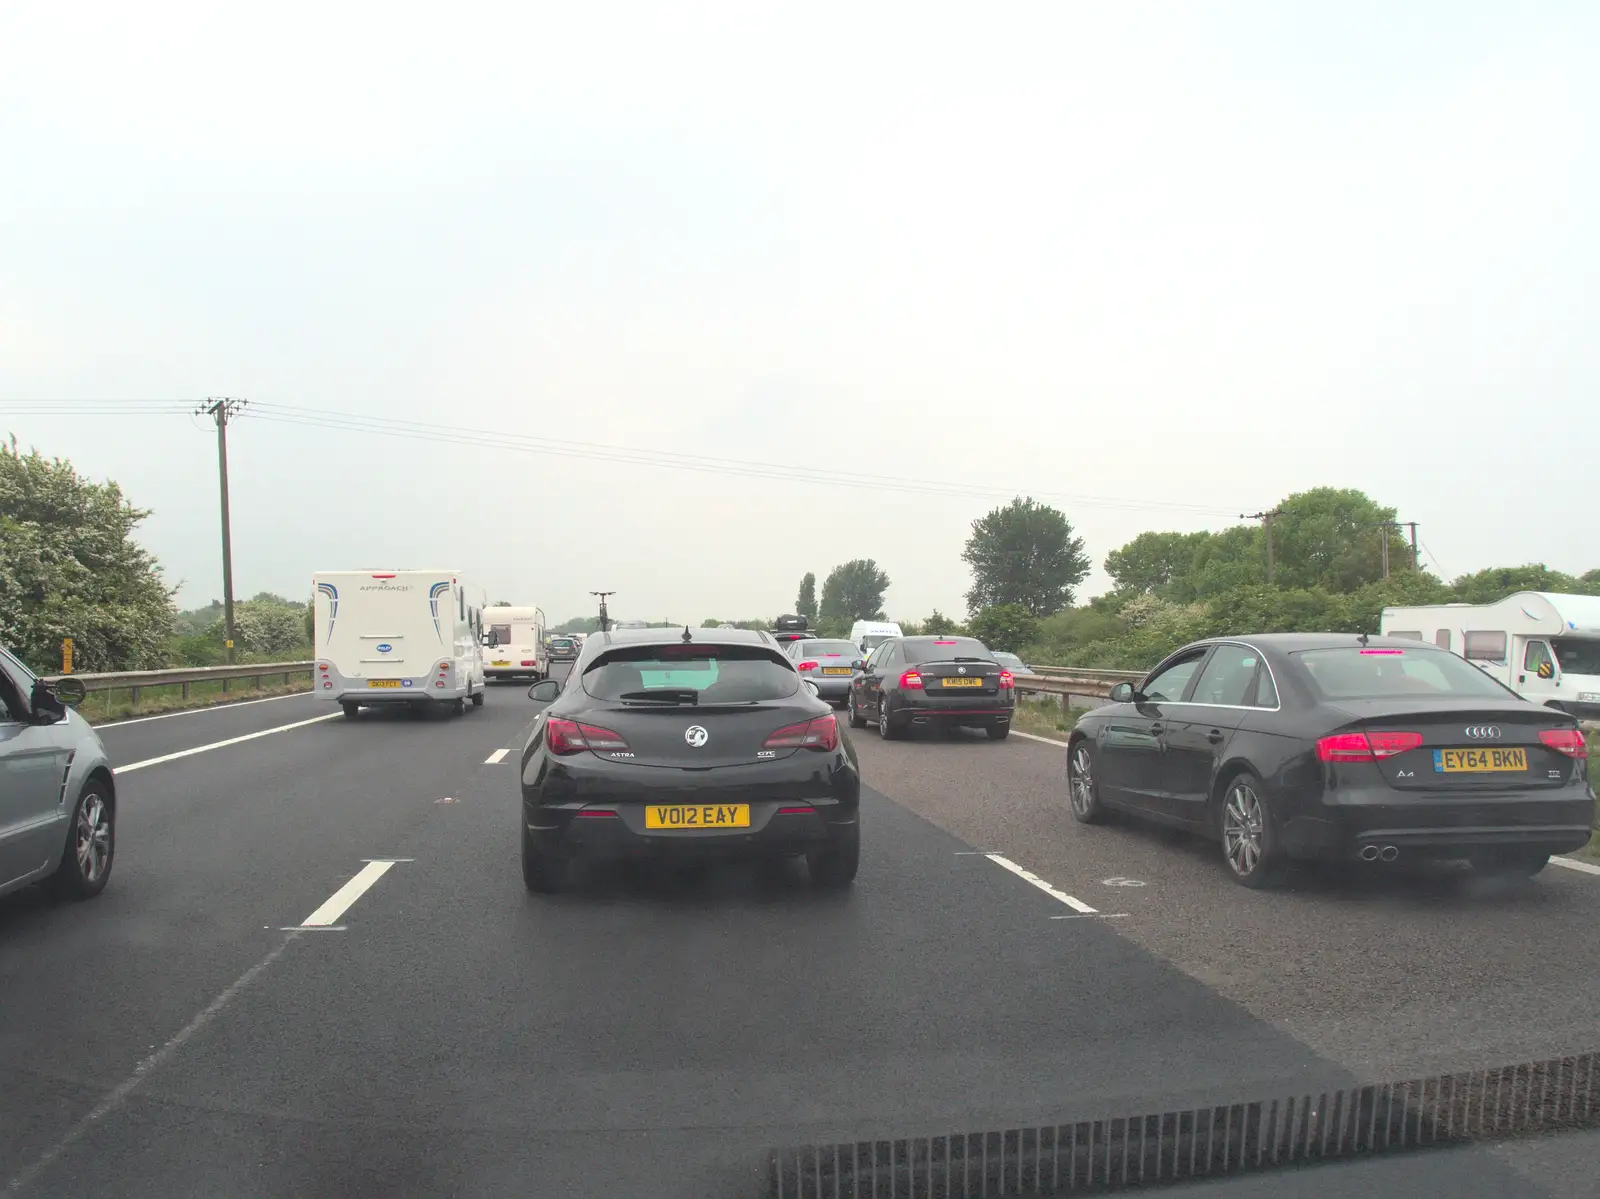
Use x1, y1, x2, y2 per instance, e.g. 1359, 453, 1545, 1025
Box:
1579, 692, 1600, 702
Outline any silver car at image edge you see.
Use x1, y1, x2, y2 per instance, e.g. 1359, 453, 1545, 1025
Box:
0, 647, 116, 900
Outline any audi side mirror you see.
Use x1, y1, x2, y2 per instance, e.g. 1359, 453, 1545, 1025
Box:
30, 679, 68, 723
1109, 682, 1136, 704
53, 677, 87, 705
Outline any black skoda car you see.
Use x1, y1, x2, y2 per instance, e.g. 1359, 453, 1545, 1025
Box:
1065, 633, 1594, 888
518, 627, 861, 892
847, 635, 1016, 740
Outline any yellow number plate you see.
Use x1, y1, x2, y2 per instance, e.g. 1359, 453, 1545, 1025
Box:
644, 804, 751, 829
940, 677, 983, 687
1435, 747, 1527, 773
492, 660, 511, 666
822, 667, 853, 675
367, 679, 402, 689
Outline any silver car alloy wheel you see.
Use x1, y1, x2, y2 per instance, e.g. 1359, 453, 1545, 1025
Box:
76, 793, 112, 884
1222, 781, 1264, 877
1069, 746, 1094, 816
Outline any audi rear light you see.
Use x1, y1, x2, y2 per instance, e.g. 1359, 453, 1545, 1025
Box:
1315, 731, 1422, 762
999, 670, 1015, 689
796, 661, 818, 672
545, 719, 631, 756
1539, 728, 1589, 759
763, 713, 839, 752
899, 670, 923, 689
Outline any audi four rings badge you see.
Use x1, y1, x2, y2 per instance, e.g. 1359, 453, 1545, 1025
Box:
1464, 726, 1502, 739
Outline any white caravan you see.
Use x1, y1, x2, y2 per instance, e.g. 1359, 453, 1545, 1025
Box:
1380, 591, 1600, 719
482, 605, 547, 680
313, 569, 488, 718
849, 620, 904, 656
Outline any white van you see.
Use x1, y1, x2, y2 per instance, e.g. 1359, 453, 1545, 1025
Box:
1380, 591, 1600, 719
482, 605, 547, 681
849, 620, 904, 656
313, 569, 488, 718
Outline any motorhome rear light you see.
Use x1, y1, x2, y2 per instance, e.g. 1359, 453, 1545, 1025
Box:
763, 714, 839, 752
521, 660, 536, 666
796, 661, 818, 672
899, 670, 923, 689
1539, 728, 1589, 759
999, 670, 1015, 689
434, 682, 445, 688
323, 682, 333, 688
371, 573, 395, 579
1315, 731, 1421, 762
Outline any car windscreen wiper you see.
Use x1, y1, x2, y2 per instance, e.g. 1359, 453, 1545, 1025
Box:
617, 689, 700, 705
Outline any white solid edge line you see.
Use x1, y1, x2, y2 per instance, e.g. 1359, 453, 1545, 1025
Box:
95, 688, 316, 729
1551, 856, 1600, 876
1009, 729, 1071, 748
484, 747, 511, 764
985, 852, 1097, 913
117, 712, 339, 773
301, 860, 397, 926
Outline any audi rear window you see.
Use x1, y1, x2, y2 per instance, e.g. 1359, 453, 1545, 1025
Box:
899, 637, 994, 666
1293, 647, 1513, 700
583, 644, 799, 702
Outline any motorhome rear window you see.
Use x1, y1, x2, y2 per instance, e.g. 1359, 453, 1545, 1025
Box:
1553, 638, 1600, 675
1292, 647, 1511, 700
583, 645, 797, 702
491, 624, 513, 644
1462, 630, 1508, 662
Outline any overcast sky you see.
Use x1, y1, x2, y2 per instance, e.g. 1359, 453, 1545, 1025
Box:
3, 2, 1596, 623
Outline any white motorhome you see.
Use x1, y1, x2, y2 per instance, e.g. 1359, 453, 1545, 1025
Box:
312, 569, 488, 718
849, 620, 904, 656
482, 605, 547, 681
1380, 591, 1600, 719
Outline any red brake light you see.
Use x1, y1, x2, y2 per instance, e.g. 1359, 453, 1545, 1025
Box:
899, 670, 923, 689
999, 669, 1015, 689
546, 719, 631, 755
933, 640, 958, 645
1359, 649, 1404, 655
1539, 728, 1589, 759
763, 713, 839, 752
796, 661, 818, 672
1315, 731, 1422, 762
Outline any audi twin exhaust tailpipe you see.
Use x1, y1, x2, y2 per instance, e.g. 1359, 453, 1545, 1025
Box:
1358, 844, 1401, 862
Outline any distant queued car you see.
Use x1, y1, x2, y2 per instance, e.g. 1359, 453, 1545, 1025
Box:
1065, 633, 1594, 889
0, 647, 115, 901
783, 638, 862, 707
545, 635, 581, 662
847, 635, 1015, 740
518, 627, 860, 892
991, 651, 1033, 676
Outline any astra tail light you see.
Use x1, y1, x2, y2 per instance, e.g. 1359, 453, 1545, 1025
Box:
777, 805, 817, 815
1539, 728, 1589, 759
546, 719, 631, 756
1316, 731, 1423, 762
763, 713, 840, 752
999, 670, 1015, 689
899, 670, 923, 689
796, 661, 818, 672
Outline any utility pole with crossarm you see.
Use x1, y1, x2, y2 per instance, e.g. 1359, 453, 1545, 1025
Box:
1242, 509, 1284, 585
197, 397, 248, 664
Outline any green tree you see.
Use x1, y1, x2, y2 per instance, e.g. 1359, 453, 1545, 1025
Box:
1449, 564, 1582, 604
490, 600, 512, 607
0, 440, 175, 673
796, 572, 817, 623
968, 604, 1038, 651
962, 496, 1089, 617
701, 617, 722, 628
921, 609, 959, 635
1269, 487, 1411, 593
1103, 531, 1212, 596
819, 559, 890, 623
211, 599, 306, 657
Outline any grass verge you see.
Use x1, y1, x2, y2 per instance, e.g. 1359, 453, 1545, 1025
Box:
1010, 696, 1091, 742
78, 672, 314, 725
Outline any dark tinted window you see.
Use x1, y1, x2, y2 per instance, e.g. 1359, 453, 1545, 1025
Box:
1553, 638, 1600, 675
583, 645, 798, 702
1142, 653, 1204, 702
0, 650, 31, 721
1188, 644, 1261, 707
1293, 646, 1511, 700
792, 641, 857, 658
548, 638, 577, 652
1254, 666, 1279, 708
490, 624, 513, 644
899, 637, 993, 665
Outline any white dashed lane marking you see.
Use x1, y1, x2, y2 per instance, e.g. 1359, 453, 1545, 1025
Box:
484, 748, 511, 764
299, 860, 399, 927
983, 852, 1098, 913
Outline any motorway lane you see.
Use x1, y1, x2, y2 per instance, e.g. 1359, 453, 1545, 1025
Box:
93, 690, 329, 768
852, 726, 1600, 1081
0, 690, 533, 1187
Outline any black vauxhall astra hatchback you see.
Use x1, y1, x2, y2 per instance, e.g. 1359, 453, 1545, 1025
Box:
518, 627, 862, 893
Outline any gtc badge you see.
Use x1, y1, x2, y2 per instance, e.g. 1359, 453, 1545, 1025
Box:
684, 725, 709, 747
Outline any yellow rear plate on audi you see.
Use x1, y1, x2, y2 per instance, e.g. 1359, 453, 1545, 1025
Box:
941, 677, 983, 688
644, 804, 751, 829
368, 679, 402, 688
1434, 747, 1527, 772
822, 667, 852, 675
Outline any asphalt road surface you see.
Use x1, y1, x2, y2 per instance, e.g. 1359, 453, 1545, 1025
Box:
1, 690, 1596, 1196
